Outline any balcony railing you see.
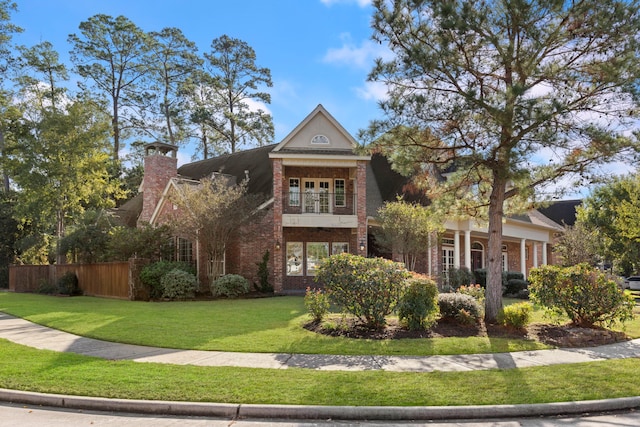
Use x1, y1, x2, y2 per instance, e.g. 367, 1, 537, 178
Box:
283, 192, 356, 215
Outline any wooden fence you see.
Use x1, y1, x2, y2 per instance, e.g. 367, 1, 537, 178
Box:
9, 261, 133, 299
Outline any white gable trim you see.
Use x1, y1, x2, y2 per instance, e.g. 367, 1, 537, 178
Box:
270, 104, 359, 152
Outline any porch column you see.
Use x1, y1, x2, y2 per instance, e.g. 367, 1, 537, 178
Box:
542, 242, 548, 265
272, 158, 284, 292
454, 231, 461, 269
532, 241, 538, 268
520, 238, 527, 279
464, 230, 471, 270
356, 161, 368, 256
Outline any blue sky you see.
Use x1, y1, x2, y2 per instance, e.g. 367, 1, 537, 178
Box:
11, 0, 387, 164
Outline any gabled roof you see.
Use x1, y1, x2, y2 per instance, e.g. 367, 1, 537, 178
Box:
538, 199, 582, 227
177, 144, 276, 197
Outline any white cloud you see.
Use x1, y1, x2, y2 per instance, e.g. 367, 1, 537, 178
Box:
355, 80, 387, 102
322, 33, 392, 70
320, 0, 371, 7
244, 97, 272, 115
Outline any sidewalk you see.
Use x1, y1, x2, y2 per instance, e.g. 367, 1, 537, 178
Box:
1, 311, 640, 420
1, 312, 639, 372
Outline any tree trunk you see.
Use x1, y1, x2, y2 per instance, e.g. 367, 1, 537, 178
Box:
485, 175, 507, 323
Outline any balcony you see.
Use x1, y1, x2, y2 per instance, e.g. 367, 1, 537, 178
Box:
281, 192, 358, 228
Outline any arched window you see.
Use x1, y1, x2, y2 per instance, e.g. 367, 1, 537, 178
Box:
471, 242, 484, 271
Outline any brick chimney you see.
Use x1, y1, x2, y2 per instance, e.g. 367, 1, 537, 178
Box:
138, 142, 178, 226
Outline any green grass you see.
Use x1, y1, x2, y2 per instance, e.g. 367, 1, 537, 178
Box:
1, 292, 639, 406
0, 293, 561, 355
0, 338, 639, 406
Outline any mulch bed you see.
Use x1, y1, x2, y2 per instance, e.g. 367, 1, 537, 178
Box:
304, 317, 629, 348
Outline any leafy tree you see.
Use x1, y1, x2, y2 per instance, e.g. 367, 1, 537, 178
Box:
106, 223, 174, 262
376, 198, 442, 271
143, 27, 202, 145
69, 14, 152, 161
16, 41, 68, 112
0, 192, 19, 286
168, 176, 264, 284
365, 0, 640, 322
7, 97, 120, 263
578, 174, 640, 275
0, 0, 22, 193
60, 209, 115, 263
201, 35, 274, 153
553, 218, 601, 268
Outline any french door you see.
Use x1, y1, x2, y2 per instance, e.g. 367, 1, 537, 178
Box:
303, 180, 330, 213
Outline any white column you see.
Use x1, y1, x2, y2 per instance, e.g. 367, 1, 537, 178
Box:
520, 238, 527, 279
542, 242, 548, 265
454, 231, 461, 269
464, 230, 471, 270
533, 242, 538, 268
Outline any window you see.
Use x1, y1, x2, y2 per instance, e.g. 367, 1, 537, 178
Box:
332, 242, 349, 255
286, 242, 303, 276
289, 178, 300, 206
306, 242, 329, 276
442, 237, 455, 246
442, 247, 455, 274
177, 237, 192, 263
334, 179, 346, 207
311, 134, 330, 145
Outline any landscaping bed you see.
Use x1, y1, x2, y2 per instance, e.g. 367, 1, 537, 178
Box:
305, 317, 630, 348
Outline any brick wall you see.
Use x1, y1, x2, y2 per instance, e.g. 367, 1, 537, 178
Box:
138, 153, 177, 226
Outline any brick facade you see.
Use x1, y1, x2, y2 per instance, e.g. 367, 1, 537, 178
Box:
138, 148, 177, 226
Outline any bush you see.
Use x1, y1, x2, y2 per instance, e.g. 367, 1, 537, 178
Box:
160, 269, 197, 300
437, 293, 482, 324
529, 264, 635, 328
140, 261, 196, 299
315, 253, 410, 329
444, 267, 474, 289
37, 279, 57, 295
254, 250, 273, 293
457, 284, 485, 306
57, 271, 82, 296
304, 287, 330, 322
474, 269, 487, 287
505, 279, 529, 297
498, 302, 533, 329
211, 274, 250, 298
397, 276, 439, 330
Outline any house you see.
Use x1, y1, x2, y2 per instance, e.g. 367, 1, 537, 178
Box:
136, 104, 565, 293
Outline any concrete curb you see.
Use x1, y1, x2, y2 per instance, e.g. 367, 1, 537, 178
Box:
1, 388, 639, 420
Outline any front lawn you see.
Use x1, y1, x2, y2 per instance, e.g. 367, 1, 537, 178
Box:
0, 293, 638, 356
0, 293, 553, 355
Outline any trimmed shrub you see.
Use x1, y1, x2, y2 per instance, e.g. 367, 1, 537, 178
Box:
57, 271, 82, 296
37, 279, 57, 295
437, 293, 482, 324
160, 269, 197, 300
315, 253, 410, 330
457, 284, 485, 306
505, 279, 529, 297
304, 287, 330, 322
445, 267, 474, 289
498, 302, 533, 329
254, 250, 273, 293
474, 269, 487, 287
397, 276, 439, 330
529, 264, 635, 328
211, 274, 250, 298
140, 261, 196, 299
